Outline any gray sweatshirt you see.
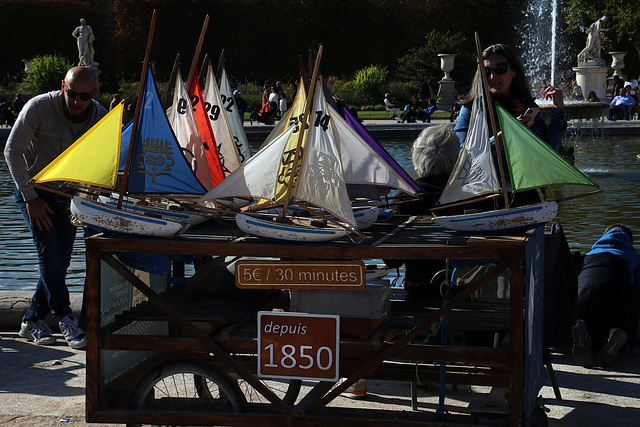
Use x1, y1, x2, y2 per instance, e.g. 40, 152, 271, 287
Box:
4, 90, 107, 201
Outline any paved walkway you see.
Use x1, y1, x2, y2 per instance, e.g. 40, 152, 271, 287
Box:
1, 332, 639, 426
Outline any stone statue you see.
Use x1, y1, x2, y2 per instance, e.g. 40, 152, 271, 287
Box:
72, 18, 97, 67
577, 16, 608, 66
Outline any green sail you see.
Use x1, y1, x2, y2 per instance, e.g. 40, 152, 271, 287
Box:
496, 104, 598, 192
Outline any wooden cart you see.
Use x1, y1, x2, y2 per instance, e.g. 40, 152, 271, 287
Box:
84, 215, 546, 426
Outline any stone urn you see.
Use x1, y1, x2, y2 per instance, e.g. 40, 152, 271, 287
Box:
609, 51, 627, 78
438, 54, 457, 81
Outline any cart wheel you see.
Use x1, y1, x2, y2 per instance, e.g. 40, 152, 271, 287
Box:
127, 359, 247, 427
528, 405, 549, 427
240, 378, 302, 405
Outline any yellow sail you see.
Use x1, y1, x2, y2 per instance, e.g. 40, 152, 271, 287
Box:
30, 101, 124, 189
250, 83, 309, 210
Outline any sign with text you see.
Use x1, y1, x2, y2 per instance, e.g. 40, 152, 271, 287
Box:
236, 260, 365, 289
258, 311, 339, 381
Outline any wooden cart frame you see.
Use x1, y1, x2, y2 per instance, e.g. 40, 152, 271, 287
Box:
84, 216, 545, 426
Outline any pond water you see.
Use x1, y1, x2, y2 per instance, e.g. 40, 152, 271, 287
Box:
1, 131, 639, 292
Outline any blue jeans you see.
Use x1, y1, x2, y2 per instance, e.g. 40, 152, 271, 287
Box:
15, 186, 77, 322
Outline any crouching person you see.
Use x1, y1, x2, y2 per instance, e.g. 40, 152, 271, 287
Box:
572, 224, 640, 367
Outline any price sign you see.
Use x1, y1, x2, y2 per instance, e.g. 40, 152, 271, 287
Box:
237, 260, 365, 289
258, 311, 339, 381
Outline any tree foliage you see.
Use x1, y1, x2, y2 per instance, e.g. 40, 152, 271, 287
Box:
28, 54, 74, 94
353, 65, 388, 103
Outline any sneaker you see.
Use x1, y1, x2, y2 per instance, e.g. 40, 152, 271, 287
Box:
343, 379, 367, 399
571, 319, 595, 368
595, 328, 627, 367
19, 320, 56, 345
58, 314, 87, 350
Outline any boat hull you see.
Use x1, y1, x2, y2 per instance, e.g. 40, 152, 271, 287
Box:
71, 196, 191, 238
432, 201, 558, 234
98, 195, 210, 225
236, 213, 350, 242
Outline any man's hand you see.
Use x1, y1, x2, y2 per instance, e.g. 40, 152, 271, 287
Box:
25, 197, 53, 231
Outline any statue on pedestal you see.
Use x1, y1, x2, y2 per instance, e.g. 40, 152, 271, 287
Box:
577, 16, 608, 66
72, 18, 98, 68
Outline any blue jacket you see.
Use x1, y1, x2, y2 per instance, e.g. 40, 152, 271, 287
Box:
587, 226, 640, 289
453, 101, 568, 152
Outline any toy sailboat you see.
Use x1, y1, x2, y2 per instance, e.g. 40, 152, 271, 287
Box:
431, 38, 599, 234
30, 12, 210, 237
197, 47, 417, 241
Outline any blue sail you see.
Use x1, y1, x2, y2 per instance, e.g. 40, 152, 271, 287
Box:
125, 68, 206, 195
119, 119, 133, 172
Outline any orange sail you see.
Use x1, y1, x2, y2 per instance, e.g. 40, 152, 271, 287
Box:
187, 65, 226, 186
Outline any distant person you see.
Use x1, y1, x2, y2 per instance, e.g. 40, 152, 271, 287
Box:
611, 75, 624, 101
398, 96, 425, 123
10, 93, 27, 125
418, 76, 434, 104
383, 93, 401, 120
572, 224, 640, 367
586, 91, 600, 102
423, 98, 438, 123
607, 87, 634, 121
268, 85, 278, 104
624, 74, 638, 98
278, 91, 288, 119
233, 90, 247, 122
3, 66, 107, 349
251, 101, 278, 124
572, 80, 584, 101
0, 90, 12, 125
259, 84, 270, 113
109, 94, 122, 111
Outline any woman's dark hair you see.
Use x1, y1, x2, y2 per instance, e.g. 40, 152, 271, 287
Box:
459, 44, 533, 105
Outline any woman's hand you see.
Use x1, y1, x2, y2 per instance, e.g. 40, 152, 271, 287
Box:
517, 107, 539, 128
543, 85, 565, 109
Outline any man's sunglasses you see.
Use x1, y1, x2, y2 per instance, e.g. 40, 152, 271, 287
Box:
64, 83, 92, 101
485, 62, 512, 77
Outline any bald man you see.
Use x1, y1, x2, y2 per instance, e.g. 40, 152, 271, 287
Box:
4, 66, 106, 349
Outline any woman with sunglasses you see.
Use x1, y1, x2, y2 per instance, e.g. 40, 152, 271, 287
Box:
455, 43, 567, 150
4, 66, 106, 350
453, 43, 568, 207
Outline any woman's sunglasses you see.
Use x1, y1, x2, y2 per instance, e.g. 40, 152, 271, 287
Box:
485, 62, 512, 77
64, 83, 92, 101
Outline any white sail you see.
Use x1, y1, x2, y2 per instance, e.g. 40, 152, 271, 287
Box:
218, 67, 252, 162
196, 126, 297, 206
437, 73, 500, 205
167, 69, 212, 190
296, 84, 356, 228
202, 63, 242, 174
326, 101, 417, 196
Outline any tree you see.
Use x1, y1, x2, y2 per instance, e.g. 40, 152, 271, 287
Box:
396, 31, 476, 89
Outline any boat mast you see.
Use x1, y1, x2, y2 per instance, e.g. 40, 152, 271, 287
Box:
163, 53, 181, 109
118, 9, 157, 209
216, 50, 226, 83
475, 32, 510, 209
280, 45, 323, 219
185, 15, 209, 90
